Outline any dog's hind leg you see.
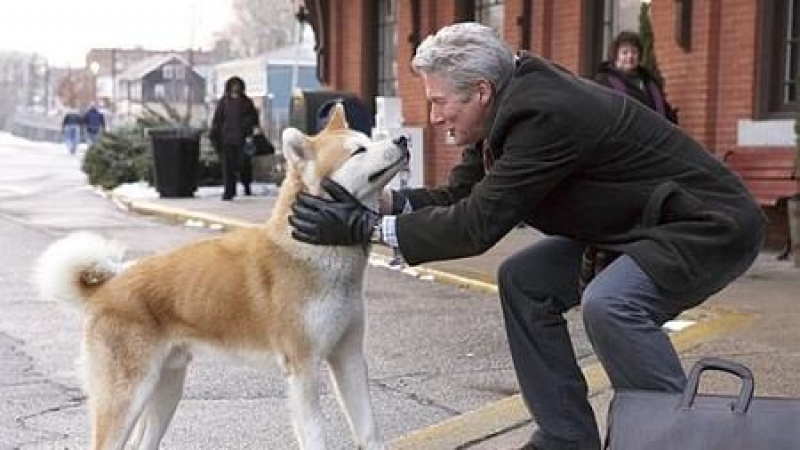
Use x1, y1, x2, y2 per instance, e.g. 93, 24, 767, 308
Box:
287, 358, 327, 450
127, 350, 189, 449
327, 322, 383, 450
82, 322, 164, 450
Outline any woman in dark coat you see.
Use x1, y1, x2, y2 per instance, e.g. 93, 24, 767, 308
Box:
595, 31, 679, 124
289, 23, 764, 449
210, 76, 259, 200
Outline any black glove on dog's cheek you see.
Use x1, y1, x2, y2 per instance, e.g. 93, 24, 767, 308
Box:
294, 191, 331, 212
320, 178, 381, 245
287, 178, 382, 247
288, 214, 321, 244
289, 194, 366, 246
289, 195, 324, 243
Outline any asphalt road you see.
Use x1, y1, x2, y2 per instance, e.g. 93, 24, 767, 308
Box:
0, 135, 594, 449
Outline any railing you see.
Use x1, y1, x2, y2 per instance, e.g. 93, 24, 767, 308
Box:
8, 110, 63, 142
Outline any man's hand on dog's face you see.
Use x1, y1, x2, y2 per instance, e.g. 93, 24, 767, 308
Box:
290, 178, 381, 246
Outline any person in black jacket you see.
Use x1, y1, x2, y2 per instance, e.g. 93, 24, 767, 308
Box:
595, 31, 678, 124
82, 104, 106, 144
289, 23, 764, 450
210, 76, 259, 200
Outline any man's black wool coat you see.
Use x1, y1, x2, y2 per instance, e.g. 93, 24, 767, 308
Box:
396, 55, 764, 296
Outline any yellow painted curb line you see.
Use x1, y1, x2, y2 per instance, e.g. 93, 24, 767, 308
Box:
119, 197, 256, 231
370, 253, 499, 295
387, 308, 753, 450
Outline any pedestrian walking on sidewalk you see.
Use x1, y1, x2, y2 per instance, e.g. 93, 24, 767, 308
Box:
209, 76, 260, 200
61, 110, 84, 155
289, 23, 765, 450
82, 104, 106, 144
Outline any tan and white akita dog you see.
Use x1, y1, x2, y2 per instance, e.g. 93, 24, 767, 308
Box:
34, 103, 409, 450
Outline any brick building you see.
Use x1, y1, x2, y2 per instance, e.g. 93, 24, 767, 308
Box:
301, 0, 798, 245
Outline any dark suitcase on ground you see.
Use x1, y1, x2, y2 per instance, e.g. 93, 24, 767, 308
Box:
605, 357, 800, 449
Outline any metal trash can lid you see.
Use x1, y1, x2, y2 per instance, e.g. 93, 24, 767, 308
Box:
147, 126, 202, 139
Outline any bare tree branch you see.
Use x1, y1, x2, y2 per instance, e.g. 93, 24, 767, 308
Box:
222, 0, 296, 57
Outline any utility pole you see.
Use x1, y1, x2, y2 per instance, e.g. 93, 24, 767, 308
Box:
185, 0, 198, 125
42, 64, 49, 112
110, 48, 116, 114
185, 48, 194, 125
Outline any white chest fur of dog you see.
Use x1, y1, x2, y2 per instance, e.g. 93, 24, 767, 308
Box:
34, 103, 409, 450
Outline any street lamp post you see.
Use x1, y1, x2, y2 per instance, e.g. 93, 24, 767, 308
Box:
89, 61, 100, 105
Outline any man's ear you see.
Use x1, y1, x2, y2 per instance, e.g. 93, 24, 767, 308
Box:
476, 80, 493, 106
281, 127, 313, 169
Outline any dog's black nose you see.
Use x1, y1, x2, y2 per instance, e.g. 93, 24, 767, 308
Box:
393, 135, 409, 148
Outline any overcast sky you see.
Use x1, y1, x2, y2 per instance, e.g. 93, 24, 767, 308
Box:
0, 0, 233, 67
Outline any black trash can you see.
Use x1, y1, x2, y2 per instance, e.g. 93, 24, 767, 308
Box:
148, 127, 201, 198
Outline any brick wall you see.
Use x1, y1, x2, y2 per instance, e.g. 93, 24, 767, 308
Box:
651, 0, 717, 150
549, 1, 584, 72
713, 1, 759, 155
326, 0, 371, 96
651, 0, 771, 157
322, 0, 791, 191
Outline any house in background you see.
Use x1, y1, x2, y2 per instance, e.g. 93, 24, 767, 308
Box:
115, 54, 207, 126
85, 43, 230, 113
300, 0, 797, 248
213, 34, 320, 142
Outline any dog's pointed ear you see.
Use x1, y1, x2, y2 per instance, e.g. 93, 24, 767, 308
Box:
321, 102, 348, 133
281, 127, 313, 169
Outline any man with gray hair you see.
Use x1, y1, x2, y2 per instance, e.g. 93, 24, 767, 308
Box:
290, 22, 764, 449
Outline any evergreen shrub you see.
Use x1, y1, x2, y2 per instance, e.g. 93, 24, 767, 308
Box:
81, 125, 152, 190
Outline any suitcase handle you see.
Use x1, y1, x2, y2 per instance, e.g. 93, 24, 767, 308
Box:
680, 357, 754, 413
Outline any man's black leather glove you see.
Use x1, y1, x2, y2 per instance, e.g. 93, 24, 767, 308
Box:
290, 177, 381, 246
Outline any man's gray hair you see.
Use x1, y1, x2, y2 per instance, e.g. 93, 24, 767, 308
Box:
411, 22, 515, 99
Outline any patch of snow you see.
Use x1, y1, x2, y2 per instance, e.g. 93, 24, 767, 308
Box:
662, 320, 695, 332
185, 219, 206, 228
112, 181, 158, 200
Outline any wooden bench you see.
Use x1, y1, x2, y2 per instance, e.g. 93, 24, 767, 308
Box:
723, 149, 797, 258
722, 149, 797, 207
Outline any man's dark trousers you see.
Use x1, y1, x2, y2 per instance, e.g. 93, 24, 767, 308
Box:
497, 236, 705, 450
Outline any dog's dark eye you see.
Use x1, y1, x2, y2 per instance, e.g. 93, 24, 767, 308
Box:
351, 146, 367, 157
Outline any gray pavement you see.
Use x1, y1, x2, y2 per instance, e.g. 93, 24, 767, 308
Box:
116, 182, 800, 449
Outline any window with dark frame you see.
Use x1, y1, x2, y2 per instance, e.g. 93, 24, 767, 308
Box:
602, 0, 615, 59
581, 0, 608, 77
761, 0, 800, 117
376, 0, 398, 97
583, 1, 643, 79
475, 0, 505, 36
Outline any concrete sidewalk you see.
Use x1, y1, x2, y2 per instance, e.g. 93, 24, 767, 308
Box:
113, 186, 800, 449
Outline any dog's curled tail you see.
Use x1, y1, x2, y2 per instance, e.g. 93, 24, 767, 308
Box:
34, 232, 126, 310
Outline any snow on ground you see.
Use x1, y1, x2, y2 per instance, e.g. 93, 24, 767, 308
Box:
112, 182, 279, 200
0, 132, 91, 158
